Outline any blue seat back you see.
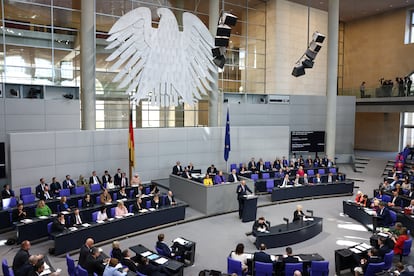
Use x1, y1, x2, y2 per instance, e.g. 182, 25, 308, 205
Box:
19, 187, 32, 198
9, 197, 17, 208
91, 211, 99, 222
382, 194, 391, 202
128, 204, 133, 213
145, 187, 150, 195
146, 200, 151, 209
402, 238, 412, 256
78, 199, 83, 208
364, 262, 385, 276
264, 161, 271, 169
22, 194, 35, 204
329, 167, 337, 174
389, 210, 397, 225
66, 254, 76, 276
227, 257, 243, 276
383, 250, 394, 270
112, 192, 117, 201
129, 189, 134, 198
60, 189, 71, 197
110, 207, 116, 218
2, 258, 10, 276
230, 163, 237, 171
318, 169, 325, 175
74, 186, 85, 195
251, 174, 259, 181
309, 260, 329, 276
266, 179, 274, 192
47, 222, 53, 239
255, 261, 273, 276
90, 183, 101, 193
307, 169, 315, 176
285, 263, 303, 276
262, 173, 270, 179
77, 265, 88, 276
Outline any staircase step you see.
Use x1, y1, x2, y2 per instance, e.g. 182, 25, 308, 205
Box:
347, 178, 365, 182
355, 157, 370, 161
355, 165, 366, 169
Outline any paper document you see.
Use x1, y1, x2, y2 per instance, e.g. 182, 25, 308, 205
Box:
139, 209, 148, 213
173, 237, 187, 245
155, 257, 168, 264
148, 208, 156, 211
38, 216, 48, 219
349, 248, 361, 254
81, 223, 91, 227
141, 251, 152, 257
21, 219, 33, 224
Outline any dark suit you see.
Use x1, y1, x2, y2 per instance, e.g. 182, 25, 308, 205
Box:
51, 218, 66, 233
133, 201, 143, 213
119, 177, 128, 187
78, 244, 91, 268
71, 213, 84, 226
84, 254, 105, 276
121, 258, 138, 272
111, 248, 123, 261
172, 165, 183, 175
62, 179, 75, 189
50, 182, 62, 196
1, 189, 14, 199
207, 167, 217, 175
377, 207, 393, 227
102, 174, 112, 184
12, 248, 30, 275
254, 251, 273, 263
181, 171, 192, 179
165, 195, 175, 206
35, 184, 45, 199
236, 184, 252, 219
283, 256, 299, 263
114, 173, 122, 186
378, 244, 391, 259
156, 241, 172, 257
88, 176, 101, 185
228, 173, 239, 183
390, 196, 403, 208
293, 210, 305, 222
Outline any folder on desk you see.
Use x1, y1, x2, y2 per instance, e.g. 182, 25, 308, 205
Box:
141, 251, 152, 257
155, 257, 168, 264
147, 254, 159, 260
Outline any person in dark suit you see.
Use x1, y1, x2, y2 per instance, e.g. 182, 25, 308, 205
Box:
253, 243, 273, 263
228, 169, 239, 183
114, 168, 122, 186
101, 170, 112, 185
121, 249, 138, 273
156, 233, 175, 258
187, 162, 195, 172
354, 248, 383, 276
293, 205, 305, 222
252, 217, 270, 236
137, 256, 169, 276
248, 158, 257, 172
376, 202, 393, 227
49, 177, 62, 197
282, 247, 299, 263
1, 184, 15, 199
84, 247, 106, 276
172, 161, 183, 175
62, 175, 76, 190
35, 178, 47, 199
377, 237, 391, 259
70, 208, 83, 226
79, 238, 94, 268
388, 189, 403, 209
236, 180, 253, 219
119, 172, 128, 187
165, 190, 176, 206
181, 168, 192, 179
88, 171, 102, 186
82, 194, 94, 209
206, 164, 217, 176
132, 197, 144, 213
111, 241, 123, 261
51, 213, 66, 233
12, 203, 27, 222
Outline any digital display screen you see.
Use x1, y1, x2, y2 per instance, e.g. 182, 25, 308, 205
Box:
290, 131, 325, 153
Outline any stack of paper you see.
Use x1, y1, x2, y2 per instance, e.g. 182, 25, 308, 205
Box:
155, 257, 168, 264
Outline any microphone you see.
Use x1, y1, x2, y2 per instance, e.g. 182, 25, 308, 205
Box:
306, 209, 314, 217
283, 217, 289, 228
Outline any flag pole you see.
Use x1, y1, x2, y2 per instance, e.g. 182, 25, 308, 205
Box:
224, 104, 231, 173
128, 97, 135, 182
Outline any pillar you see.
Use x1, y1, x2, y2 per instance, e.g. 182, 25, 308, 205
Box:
80, 0, 96, 130
209, 0, 220, 126
325, 0, 339, 160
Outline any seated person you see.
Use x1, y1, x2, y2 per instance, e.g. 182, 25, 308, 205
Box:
151, 194, 161, 209
118, 187, 128, 200
281, 174, 292, 187
35, 200, 52, 217
121, 249, 138, 273
59, 196, 71, 212
132, 197, 144, 213
214, 171, 226, 184
359, 195, 371, 208
71, 208, 84, 226
376, 201, 393, 227
115, 201, 128, 217
181, 168, 192, 179
312, 173, 322, 184
111, 241, 123, 261
187, 162, 195, 172
388, 188, 403, 209
252, 216, 270, 236
103, 258, 128, 276
150, 183, 160, 195
156, 233, 175, 258
12, 203, 27, 223
228, 169, 239, 182
301, 173, 309, 185
293, 174, 301, 186
165, 190, 176, 206
354, 248, 382, 276
293, 205, 305, 222
137, 256, 169, 276
1, 184, 15, 199
253, 243, 275, 263
100, 188, 112, 204
102, 170, 112, 186
282, 247, 299, 263
376, 237, 391, 259
203, 174, 213, 186
51, 213, 67, 233
82, 194, 94, 208
97, 206, 108, 222
392, 227, 410, 255
130, 173, 141, 187
206, 164, 218, 176
49, 177, 61, 197
230, 243, 248, 273
239, 164, 250, 175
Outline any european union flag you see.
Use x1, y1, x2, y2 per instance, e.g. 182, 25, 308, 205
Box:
224, 107, 231, 161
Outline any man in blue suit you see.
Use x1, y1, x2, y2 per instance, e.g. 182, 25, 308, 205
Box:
253, 243, 273, 263
62, 175, 76, 190
237, 180, 253, 219
376, 201, 393, 227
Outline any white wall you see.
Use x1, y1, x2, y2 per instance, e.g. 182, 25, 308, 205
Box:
266, 0, 328, 95
9, 126, 289, 192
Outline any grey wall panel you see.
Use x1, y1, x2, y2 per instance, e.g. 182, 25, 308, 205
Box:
6, 115, 46, 131
94, 130, 125, 145
135, 128, 159, 143
158, 128, 187, 142
45, 115, 80, 130
94, 144, 127, 160
55, 162, 95, 181
12, 166, 56, 187
56, 147, 94, 164
45, 100, 80, 115
9, 132, 55, 151
11, 149, 55, 170
55, 131, 93, 148
5, 99, 45, 115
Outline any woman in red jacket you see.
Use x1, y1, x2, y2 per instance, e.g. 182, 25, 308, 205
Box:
393, 227, 409, 255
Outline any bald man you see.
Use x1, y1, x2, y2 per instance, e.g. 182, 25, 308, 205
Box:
79, 238, 94, 268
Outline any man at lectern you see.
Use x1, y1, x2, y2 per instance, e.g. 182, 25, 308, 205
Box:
236, 180, 253, 219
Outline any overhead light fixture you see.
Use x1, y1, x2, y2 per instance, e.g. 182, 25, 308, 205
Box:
292, 31, 326, 77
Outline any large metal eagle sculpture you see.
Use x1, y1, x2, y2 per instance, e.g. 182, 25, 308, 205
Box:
105, 7, 218, 107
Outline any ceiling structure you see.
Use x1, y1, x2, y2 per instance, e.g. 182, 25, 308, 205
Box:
287, 0, 414, 22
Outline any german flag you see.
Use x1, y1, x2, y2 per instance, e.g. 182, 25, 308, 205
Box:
129, 105, 135, 168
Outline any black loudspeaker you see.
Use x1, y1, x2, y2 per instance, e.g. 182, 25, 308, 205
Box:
222, 13, 238, 26
215, 37, 229, 47
292, 65, 305, 77
216, 24, 231, 37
